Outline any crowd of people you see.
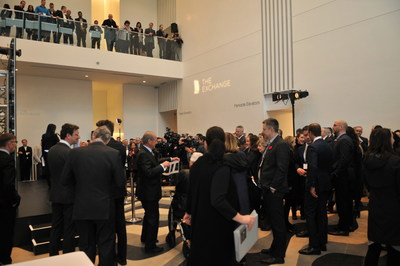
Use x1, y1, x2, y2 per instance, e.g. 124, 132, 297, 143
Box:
0, 118, 400, 266
0, 0, 183, 60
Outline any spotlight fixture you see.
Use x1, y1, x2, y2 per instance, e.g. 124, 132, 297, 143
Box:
116, 118, 122, 124
272, 92, 289, 102
142, 80, 146, 83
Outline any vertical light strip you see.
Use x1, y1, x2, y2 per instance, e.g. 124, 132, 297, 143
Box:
261, 0, 293, 94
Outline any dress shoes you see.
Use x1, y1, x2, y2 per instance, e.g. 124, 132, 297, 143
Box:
298, 246, 321, 255
260, 257, 285, 265
296, 230, 309, 238
320, 244, 327, 251
144, 245, 164, 253
328, 230, 349, 236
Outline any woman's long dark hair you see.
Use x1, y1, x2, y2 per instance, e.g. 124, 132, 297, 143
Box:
206, 126, 225, 161
45, 123, 56, 136
249, 135, 259, 150
365, 128, 393, 158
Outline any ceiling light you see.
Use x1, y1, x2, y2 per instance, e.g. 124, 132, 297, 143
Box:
85, 75, 89, 78
142, 80, 146, 83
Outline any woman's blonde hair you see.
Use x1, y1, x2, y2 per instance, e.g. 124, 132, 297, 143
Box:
225, 132, 239, 153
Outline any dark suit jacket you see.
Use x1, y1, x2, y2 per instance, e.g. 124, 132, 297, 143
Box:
48, 142, 73, 204
74, 17, 87, 33
107, 138, 126, 197
0, 151, 20, 208
306, 138, 333, 192
18, 146, 32, 163
259, 135, 290, 194
360, 136, 368, 153
64, 15, 75, 30
61, 142, 125, 220
331, 134, 354, 179
135, 146, 171, 201
145, 28, 156, 46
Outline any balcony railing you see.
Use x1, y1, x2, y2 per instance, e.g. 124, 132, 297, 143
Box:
0, 7, 182, 61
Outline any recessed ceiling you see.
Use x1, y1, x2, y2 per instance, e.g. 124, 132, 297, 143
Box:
1, 61, 179, 87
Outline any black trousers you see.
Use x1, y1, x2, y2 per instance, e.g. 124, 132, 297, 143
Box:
335, 176, 353, 231
77, 32, 87, 47
284, 189, 296, 225
16, 27, 23, 38
262, 189, 287, 258
364, 242, 400, 266
49, 203, 76, 256
76, 219, 116, 266
63, 34, 74, 45
304, 190, 329, 248
19, 160, 32, 181
0, 206, 17, 265
115, 198, 127, 262
140, 200, 160, 248
92, 38, 100, 49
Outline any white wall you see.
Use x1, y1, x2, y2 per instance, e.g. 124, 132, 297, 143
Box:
123, 84, 159, 138
291, 0, 400, 132
176, 0, 266, 135
16, 75, 93, 145
120, 0, 157, 29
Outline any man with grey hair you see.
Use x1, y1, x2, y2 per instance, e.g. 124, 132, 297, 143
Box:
136, 131, 179, 253
354, 126, 368, 152
329, 120, 354, 236
61, 126, 125, 265
321, 127, 334, 143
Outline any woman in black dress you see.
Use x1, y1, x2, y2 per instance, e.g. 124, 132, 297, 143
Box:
41, 124, 59, 186
363, 128, 400, 265
184, 126, 255, 266
132, 22, 143, 55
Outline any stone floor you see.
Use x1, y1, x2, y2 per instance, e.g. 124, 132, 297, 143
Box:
10, 196, 381, 266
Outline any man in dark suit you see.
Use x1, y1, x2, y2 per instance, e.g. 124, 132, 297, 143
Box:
259, 118, 290, 265
329, 120, 354, 236
144, 23, 156, 57
63, 9, 75, 45
0, 133, 20, 265
48, 123, 80, 256
294, 126, 311, 223
18, 139, 32, 181
299, 123, 333, 255
75, 11, 87, 47
136, 131, 179, 253
354, 126, 368, 152
61, 126, 125, 265
156, 24, 167, 58
96, 119, 127, 265
14, 1, 26, 38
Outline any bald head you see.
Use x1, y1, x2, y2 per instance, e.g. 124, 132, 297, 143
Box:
333, 120, 348, 135
142, 131, 157, 149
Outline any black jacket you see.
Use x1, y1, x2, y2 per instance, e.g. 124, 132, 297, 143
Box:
48, 142, 74, 204
363, 153, 400, 245
306, 138, 333, 193
259, 136, 290, 194
61, 142, 125, 220
331, 134, 354, 179
0, 151, 20, 208
18, 146, 32, 163
186, 154, 239, 265
135, 146, 170, 201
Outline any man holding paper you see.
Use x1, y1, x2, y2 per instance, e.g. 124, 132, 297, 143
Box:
136, 131, 179, 253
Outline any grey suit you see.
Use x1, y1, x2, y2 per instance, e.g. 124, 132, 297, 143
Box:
48, 142, 76, 256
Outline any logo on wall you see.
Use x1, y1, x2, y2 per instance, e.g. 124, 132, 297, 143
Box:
193, 77, 231, 94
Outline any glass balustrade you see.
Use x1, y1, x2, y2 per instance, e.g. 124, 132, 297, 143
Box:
0, 7, 182, 61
